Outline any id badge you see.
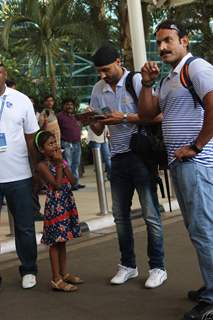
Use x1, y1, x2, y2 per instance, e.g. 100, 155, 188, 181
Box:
0, 133, 7, 152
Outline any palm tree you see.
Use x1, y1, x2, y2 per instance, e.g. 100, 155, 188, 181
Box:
2, 0, 93, 97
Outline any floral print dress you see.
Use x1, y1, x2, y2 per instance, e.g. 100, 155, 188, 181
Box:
41, 163, 81, 246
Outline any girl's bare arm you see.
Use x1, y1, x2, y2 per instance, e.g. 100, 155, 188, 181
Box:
37, 161, 63, 190
63, 166, 77, 185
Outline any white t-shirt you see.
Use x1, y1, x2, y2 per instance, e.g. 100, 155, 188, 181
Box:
87, 126, 109, 144
0, 87, 39, 182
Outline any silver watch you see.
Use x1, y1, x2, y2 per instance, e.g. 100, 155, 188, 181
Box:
123, 113, 128, 123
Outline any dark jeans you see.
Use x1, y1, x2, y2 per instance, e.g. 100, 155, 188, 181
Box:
111, 152, 165, 269
0, 178, 37, 276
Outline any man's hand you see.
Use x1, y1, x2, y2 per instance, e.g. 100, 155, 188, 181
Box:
141, 61, 160, 83
175, 145, 196, 161
99, 111, 125, 125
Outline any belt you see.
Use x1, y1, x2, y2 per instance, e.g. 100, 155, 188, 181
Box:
111, 151, 132, 160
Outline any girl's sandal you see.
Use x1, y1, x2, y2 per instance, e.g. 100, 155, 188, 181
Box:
51, 279, 78, 292
63, 273, 84, 285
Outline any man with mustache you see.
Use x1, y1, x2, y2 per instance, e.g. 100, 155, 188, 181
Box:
139, 20, 213, 320
89, 45, 167, 288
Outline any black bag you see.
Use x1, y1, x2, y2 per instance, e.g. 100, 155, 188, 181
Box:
126, 72, 168, 170
126, 72, 171, 211
130, 124, 168, 170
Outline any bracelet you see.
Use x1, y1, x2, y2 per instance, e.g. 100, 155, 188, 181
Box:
190, 142, 203, 154
141, 80, 155, 88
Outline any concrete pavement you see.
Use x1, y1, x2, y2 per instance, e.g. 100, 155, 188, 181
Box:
0, 216, 201, 320
0, 165, 179, 254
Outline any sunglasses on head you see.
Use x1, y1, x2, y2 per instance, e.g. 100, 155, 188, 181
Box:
154, 23, 181, 35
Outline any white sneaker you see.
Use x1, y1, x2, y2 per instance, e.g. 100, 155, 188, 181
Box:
22, 274, 37, 289
145, 268, 167, 288
110, 264, 138, 285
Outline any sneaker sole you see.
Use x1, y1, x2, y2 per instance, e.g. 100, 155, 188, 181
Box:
110, 272, 139, 285
22, 283, 37, 289
22, 281, 37, 289
144, 274, 167, 289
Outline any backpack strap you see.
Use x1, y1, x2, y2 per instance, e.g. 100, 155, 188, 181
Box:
125, 71, 142, 132
159, 76, 166, 89
125, 71, 140, 106
163, 169, 172, 212
180, 56, 204, 108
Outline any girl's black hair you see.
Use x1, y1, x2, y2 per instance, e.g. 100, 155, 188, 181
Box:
34, 130, 55, 162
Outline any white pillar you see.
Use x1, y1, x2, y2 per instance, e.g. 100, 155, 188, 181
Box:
127, 0, 147, 71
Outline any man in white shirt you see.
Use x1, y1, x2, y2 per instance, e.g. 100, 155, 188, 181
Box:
88, 126, 111, 180
0, 64, 39, 289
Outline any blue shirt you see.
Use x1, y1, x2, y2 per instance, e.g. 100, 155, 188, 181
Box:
157, 53, 213, 166
90, 68, 143, 157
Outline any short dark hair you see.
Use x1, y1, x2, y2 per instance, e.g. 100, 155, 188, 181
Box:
154, 20, 187, 38
92, 45, 119, 67
62, 98, 75, 106
43, 95, 54, 103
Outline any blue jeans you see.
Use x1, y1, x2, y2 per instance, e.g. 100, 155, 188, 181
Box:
110, 152, 165, 269
0, 178, 37, 276
61, 140, 81, 185
89, 141, 111, 179
170, 160, 213, 303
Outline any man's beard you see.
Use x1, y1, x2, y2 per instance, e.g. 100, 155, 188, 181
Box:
104, 76, 119, 85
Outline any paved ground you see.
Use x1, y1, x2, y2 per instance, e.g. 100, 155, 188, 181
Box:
0, 215, 202, 320
0, 165, 179, 253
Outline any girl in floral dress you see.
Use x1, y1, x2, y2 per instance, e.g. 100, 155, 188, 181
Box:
34, 130, 83, 292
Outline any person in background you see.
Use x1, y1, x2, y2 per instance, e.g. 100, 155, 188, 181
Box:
29, 96, 41, 121
88, 126, 111, 180
5, 79, 16, 89
34, 130, 83, 292
139, 20, 213, 320
0, 63, 38, 289
57, 98, 85, 191
38, 95, 61, 147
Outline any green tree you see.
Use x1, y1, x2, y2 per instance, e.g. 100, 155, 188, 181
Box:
2, 0, 95, 97
166, 0, 213, 63
149, 0, 213, 63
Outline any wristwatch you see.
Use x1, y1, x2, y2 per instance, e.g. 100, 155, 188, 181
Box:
190, 142, 203, 154
123, 113, 128, 123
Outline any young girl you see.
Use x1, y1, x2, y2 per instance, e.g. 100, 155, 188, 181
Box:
34, 130, 83, 292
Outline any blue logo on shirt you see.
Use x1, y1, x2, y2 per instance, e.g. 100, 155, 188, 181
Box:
6, 101, 13, 108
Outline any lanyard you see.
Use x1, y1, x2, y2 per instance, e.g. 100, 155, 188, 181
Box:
0, 95, 7, 121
